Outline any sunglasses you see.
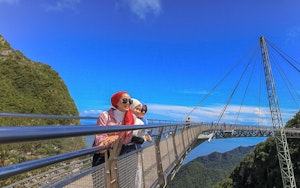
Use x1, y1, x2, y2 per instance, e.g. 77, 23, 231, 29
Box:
122, 98, 133, 104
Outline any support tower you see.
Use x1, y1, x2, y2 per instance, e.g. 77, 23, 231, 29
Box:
260, 36, 296, 188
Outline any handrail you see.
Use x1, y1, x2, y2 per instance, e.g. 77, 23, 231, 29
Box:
0, 122, 185, 182
0, 112, 97, 119
0, 112, 289, 187
0, 124, 178, 144
0, 112, 182, 124
0, 147, 102, 180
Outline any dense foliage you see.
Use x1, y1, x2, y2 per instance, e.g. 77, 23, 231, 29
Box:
169, 111, 300, 188
0, 34, 86, 186
215, 110, 300, 188
286, 111, 300, 128
0, 34, 79, 126
168, 146, 255, 188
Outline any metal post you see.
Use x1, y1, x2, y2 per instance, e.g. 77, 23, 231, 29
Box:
105, 137, 123, 188
155, 127, 165, 187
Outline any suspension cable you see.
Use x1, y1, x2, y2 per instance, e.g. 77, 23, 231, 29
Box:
265, 38, 300, 72
258, 58, 263, 126
185, 37, 299, 123
234, 48, 260, 125
215, 45, 259, 126
268, 49, 300, 108
185, 42, 259, 120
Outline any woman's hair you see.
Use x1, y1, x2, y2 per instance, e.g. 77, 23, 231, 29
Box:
141, 104, 147, 113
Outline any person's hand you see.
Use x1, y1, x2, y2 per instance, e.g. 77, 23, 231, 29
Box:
145, 135, 152, 142
97, 142, 108, 154
96, 135, 119, 154
99, 135, 119, 147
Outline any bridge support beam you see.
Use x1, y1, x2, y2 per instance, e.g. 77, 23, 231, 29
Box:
155, 127, 166, 187
105, 138, 123, 188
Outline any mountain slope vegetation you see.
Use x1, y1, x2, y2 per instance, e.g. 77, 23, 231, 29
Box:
0, 34, 78, 125
168, 145, 255, 188
215, 110, 300, 188
169, 111, 300, 188
0, 34, 86, 186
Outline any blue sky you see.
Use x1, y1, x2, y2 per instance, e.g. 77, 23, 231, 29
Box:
1, 0, 299, 125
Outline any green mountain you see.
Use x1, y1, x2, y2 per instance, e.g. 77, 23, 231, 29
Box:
0, 34, 79, 125
168, 111, 300, 188
215, 110, 300, 188
0, 34, 86, 186
167, 145, 255, 188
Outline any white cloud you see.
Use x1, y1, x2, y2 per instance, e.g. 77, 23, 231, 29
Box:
45, 0, 80, 12
145, 103, 298, 126
80, 103, 298, 127
80, 109, 103, 117
122, 0, 162, 20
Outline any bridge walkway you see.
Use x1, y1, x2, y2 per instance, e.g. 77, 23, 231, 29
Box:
0, 113, 298, 188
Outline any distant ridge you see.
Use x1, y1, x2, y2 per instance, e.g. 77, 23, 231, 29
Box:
216, 110, 300, 187
195, 145, 255, 170
168, 112, 300, 188
167, 145, 255, 188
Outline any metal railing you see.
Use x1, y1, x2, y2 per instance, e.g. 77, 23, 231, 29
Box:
0, 113, 207, 187
1, 112, 289, 187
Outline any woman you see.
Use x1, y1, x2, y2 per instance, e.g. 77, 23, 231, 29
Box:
130, 98, 144, 125
140, 104, 149, 125
92, 91, 136, 167
140, 104, 152, 142
130, 98, 152, 145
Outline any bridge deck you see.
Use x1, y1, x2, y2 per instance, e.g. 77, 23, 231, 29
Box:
0, 114, 299, 188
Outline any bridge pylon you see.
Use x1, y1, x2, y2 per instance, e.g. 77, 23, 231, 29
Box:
260, 36, 296, 188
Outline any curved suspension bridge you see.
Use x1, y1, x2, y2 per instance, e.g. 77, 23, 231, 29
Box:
0, 113, 299, 188
0, 112, 299, 188
0, 36, 299, 188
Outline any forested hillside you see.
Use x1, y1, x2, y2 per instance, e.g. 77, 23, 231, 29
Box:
0, 34, 86, 186
169, 111, 300, 188
168, 146, 255, 188
0, 34, 79, 125
215, 110, 300, 188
